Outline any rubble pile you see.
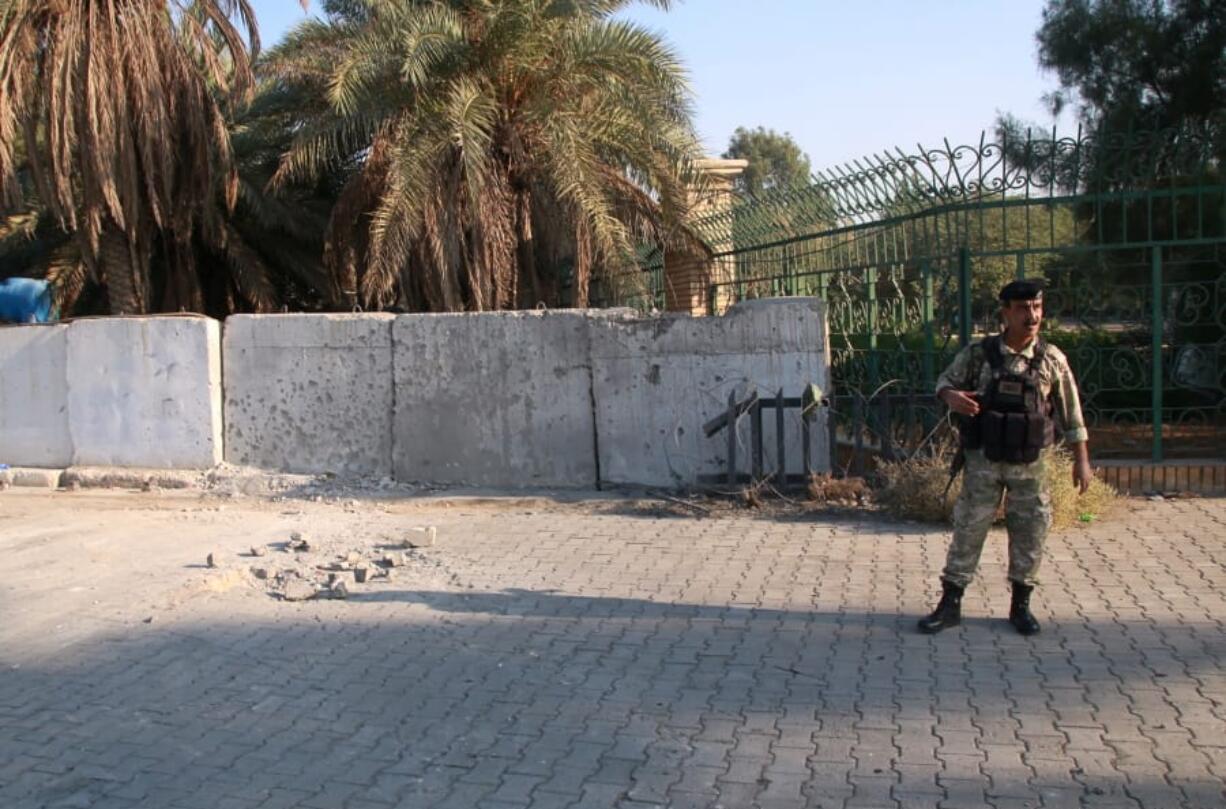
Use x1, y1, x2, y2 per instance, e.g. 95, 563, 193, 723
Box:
206, 524, 447, 602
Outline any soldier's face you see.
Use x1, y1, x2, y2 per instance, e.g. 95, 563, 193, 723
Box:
1002, 296, 1043, 340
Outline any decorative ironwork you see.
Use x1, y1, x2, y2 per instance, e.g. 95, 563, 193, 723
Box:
607, 125, 1226, 464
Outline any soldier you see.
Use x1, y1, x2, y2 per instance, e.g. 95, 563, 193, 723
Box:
918, 279, 1093, 635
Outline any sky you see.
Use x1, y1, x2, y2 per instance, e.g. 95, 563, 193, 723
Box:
245, 0, 1076, 172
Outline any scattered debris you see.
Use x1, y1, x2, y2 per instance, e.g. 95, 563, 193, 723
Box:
251, 567, 270, 580
250, 546, 268, 557
653, 494, 712, 515
206, 552, 218, 569
288, 532, 311, 552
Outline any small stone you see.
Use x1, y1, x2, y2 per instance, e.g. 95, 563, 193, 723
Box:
1148, 494, 1164, 501
329, 581, 350, 600
142, 616, 154, 624
288, 532, 311, 552
327, 572, 342, 587
251, 567, 270, 580
250, 546, 267, 557
354, 566, 370, 584
206, 552, 218, 568
382, 553, 401, 568
282, 581, 317, 602
345, 551, 361, 566
401, 526, 437, 548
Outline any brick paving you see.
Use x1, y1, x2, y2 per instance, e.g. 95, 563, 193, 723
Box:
1, 495, 1224, 808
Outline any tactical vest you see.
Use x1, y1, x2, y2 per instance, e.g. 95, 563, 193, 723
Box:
961, 335, 1056, 464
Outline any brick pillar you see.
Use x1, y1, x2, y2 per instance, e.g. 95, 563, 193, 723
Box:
663, 158, 747, 315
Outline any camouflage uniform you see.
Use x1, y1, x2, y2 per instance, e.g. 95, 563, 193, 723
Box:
936, 337, 1088, 588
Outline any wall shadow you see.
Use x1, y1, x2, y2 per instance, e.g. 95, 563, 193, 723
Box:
2, 588, 1222, 809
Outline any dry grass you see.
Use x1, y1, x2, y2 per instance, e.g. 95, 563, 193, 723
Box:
806, 473, 872, 506
875, 444, 1120, 529
1044, 446, 1120, 529
874, 446, 961, 523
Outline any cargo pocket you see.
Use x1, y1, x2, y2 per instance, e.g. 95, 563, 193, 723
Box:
1004, 413, 1028, 463
981, 411, 1006, 462
1021, 413, 1047, 463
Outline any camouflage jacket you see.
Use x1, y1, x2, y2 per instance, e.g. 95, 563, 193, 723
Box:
935, 335, 1089, 444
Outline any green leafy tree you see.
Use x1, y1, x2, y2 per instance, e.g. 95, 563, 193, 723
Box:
262, 0, 704, 312
1036, 0, 1226, 142
0, 0, 269, 315
998, 0, 1226, 185
722, 126, 812, 197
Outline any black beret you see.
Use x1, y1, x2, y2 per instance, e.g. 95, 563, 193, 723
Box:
999, 278, 1044, 302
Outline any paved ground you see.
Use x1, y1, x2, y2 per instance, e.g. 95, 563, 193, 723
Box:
1, 489, 1224, 809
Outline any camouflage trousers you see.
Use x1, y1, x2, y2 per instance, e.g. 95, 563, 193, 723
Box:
942, 448, 1053, 588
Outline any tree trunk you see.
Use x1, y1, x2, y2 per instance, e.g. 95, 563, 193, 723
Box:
515, 190, 539, 308
569, 219, 591, 308
98, 225, 145, 314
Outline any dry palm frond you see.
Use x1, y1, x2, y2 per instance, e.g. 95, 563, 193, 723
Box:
0, 0, 259, 314
262, 0, 702, 311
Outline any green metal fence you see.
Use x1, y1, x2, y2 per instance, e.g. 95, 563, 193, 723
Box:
622, 126, 1226, 463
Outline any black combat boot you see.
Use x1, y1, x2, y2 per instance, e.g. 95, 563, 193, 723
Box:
917, 581, 964, 634
1009, 581, 1041, 636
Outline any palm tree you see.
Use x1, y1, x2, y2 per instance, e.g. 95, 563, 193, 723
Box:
262, 0, 704, 311
0, 0, 266, 314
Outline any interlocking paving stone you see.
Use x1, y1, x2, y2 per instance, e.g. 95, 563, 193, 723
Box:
1, 496, 1225, 808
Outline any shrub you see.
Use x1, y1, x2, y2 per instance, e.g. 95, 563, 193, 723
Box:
876, 443, 1119, 529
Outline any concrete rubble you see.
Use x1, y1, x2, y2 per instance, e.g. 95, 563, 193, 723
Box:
238, 525, 447, 602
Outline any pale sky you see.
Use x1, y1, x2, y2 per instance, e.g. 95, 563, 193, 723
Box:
245, 0, 1075, 171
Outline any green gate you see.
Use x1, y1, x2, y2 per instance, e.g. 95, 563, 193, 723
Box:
626, 127, 1226, 463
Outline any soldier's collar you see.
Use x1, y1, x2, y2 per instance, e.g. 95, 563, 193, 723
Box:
999, 332, 1038, 358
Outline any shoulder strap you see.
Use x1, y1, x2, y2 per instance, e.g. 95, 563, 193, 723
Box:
961, 337, 991, 389
1028, 338, 1047, 374
983, 334, 1005, 371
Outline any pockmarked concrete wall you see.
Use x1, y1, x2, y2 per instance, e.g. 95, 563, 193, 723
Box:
223, 314, 395, 476
0, 317, 222, 469
2, 304, 829, 485
590, 299, 829, 488
0, 325, 72, 467
67, 318, 223, 468
392, 311, 601, 487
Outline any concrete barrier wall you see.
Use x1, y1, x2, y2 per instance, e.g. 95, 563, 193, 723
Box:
392, 311, 600, 487
1, 302, 829, 487
591, 299, 830, 488
0, 317, 222, 469
67, 318, 222, 468
223, 314, 395, 477
0, 325, 72, 467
